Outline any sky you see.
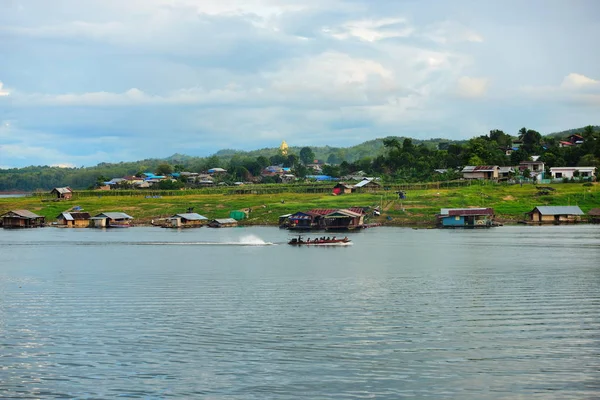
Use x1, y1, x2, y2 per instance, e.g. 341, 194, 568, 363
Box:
1, 0, 599, 168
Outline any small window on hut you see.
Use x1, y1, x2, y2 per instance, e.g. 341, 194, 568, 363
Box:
455, 216, 460, 220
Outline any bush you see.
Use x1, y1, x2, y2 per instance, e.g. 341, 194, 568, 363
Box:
583, 182, 593, 187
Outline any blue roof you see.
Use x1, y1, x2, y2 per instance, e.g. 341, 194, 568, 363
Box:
306, 175, 338, 181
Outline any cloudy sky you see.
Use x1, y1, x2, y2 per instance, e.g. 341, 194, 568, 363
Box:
1, 0, 599, 167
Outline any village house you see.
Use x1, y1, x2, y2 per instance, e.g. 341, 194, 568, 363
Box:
353, 178, 381, 192
208, 218, 238, 228
1, 210, 46, 228
437, 208, 495, 228
51, 187, 73, 200
332, 183, 354, 195
461, 166, 500, 180
89, 212, 134, 228
519, 160, 545, 181
567, 134, 584, 145
550, 167, 596, 180
525, 206, 584, 224
498, 166, 515, 181
207, 167, 227, 174
165, 213, 208, 228
342, 171, 367, 181
56, 212, 91, 228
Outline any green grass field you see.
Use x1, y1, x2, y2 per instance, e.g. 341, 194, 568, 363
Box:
1, 182, 598, 226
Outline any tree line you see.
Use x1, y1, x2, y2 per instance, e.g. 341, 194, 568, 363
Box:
0, 126, 597, 191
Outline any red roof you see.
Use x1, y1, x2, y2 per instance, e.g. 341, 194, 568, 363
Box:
448, 208, 494, 216
310, 207, 365, 215
473, 166, 497, 171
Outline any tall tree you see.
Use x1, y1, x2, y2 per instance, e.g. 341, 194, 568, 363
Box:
155, 163, 174, 176
299, 147, 315, 165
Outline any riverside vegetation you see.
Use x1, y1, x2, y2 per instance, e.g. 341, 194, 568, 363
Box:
1, 181, 598, 226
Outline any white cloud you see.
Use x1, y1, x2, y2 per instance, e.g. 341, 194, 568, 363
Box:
456, 76, 489, 98
325, 18, 414, 42
561, 73, 599, 89
423, 21, 483, 44
51, 163, 77, 168
0, 82, 9, 96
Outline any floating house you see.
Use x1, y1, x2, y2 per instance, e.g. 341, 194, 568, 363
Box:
437, 208, 495, 228
525, 206, 584, 224
589, 208, 600, 223
89, 212, 134, 228
208, 218, 238, 228
51, 187, 73, 200
278, 214, 292, 228
287, 211, 322, 230
165, 213, 208, 228
323, 209, 365, 230
56, 212, 91, 228
1, 210, 45, 228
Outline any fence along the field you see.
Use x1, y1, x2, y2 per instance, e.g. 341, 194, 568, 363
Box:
33, 180, 472, 199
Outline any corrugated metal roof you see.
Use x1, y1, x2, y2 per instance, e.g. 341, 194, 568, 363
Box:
473, 166, 498, 172
95, 212, 133, 220
171, 213, 207, 221
326, 209, 363, 217
58, 212, 74, 221
213, 218, 237, 224
354, 179, 380, 188
3, 209, 43, 219
532, 206, 584, 215
440, 208, 493, 216
448, 208, 494, 216
52, 187, 72, 194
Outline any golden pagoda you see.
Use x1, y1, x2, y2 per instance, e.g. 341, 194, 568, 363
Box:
279, 140, 289, 156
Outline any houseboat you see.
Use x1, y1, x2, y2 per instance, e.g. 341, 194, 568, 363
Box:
524, 206, 584, 224
164, 213, 208, 228
1, 210, 45, 228
208, 218, 238, 228
89, 212, 134, 228
437, 208, 496, 228
56, 212, 91, 228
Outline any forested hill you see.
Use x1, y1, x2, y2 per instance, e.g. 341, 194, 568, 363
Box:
0, 126, 598, 192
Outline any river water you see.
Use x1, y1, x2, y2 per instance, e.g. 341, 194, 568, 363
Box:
1, 225, 599, 399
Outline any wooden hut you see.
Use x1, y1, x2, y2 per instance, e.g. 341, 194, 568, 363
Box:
51, 187, 73, 200
332, 183, 354, 195
589, 208, 600, 223
165, 213, 208, 228
56, 212, 91, 228
1, 210, 45, 228
208, 218, 238, 228
437, 208, 495, 228
525, 206, 583, 224
89, 212, 133, 228
353, 179, 381, 192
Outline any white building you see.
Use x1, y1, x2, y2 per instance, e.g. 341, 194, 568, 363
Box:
550, 167, 596, 180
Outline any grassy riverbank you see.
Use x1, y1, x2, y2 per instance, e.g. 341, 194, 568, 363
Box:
1, 182, 598, 226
